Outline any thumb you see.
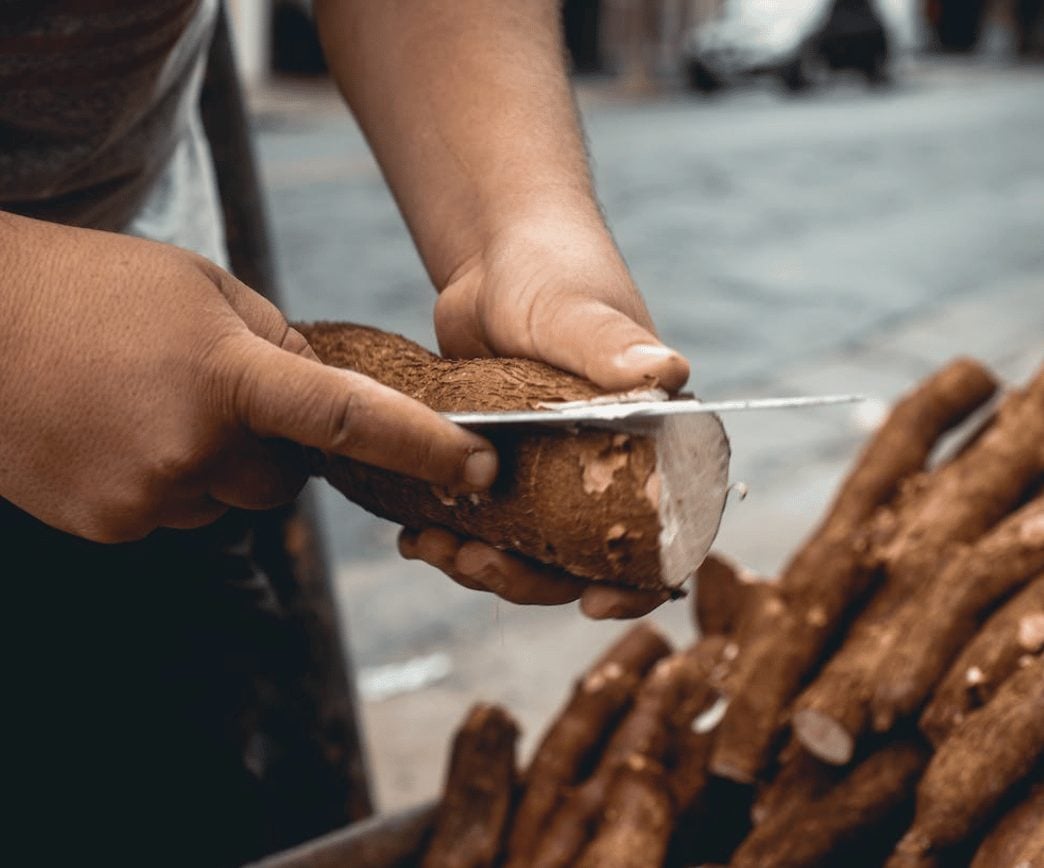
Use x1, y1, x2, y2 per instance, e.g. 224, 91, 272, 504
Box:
533, 296, 690, 393
224, 335, 499, 490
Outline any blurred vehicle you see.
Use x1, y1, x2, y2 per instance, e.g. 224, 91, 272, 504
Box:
925, 0, 1044, 54
683, 0, 890, 93
924, 0, 987, 51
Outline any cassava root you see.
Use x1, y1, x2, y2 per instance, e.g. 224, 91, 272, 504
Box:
896, 657, 1044, 859
504, 624, 670, 865
422, 704, 518, 868
793, 368, 1044, 765
298, 321, 730, 591
414, 358, 1044, 868
920, 573, 1044, 745
710, 358, 997, 780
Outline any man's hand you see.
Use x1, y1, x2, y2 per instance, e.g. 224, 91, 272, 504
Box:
317, 0, 690, 617
407, 216, 691, 620
0, 214, 497, 543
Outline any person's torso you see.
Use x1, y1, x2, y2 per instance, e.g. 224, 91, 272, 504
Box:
0, 0, 216, 230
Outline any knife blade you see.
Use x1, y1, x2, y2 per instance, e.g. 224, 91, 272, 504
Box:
443, 393, 863, 428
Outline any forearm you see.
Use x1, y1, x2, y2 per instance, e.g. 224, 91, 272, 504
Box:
315, 0, 609, 288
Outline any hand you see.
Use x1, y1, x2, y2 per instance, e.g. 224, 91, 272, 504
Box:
407, 215, 691, 619
0, 215, 497, 543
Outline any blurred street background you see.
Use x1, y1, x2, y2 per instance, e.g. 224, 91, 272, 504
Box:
230, 0, 1043, 811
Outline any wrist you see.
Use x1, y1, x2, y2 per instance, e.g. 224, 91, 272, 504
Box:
437, 195, 623, 293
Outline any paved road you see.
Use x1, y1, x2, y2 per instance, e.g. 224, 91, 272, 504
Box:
255, 58, 1044, 810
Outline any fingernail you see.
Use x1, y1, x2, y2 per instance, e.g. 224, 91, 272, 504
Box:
581, 595, 612, 619
398, 530, 419, 559
463, 449, 497, 490
458, 547, 505, 590
457, 545, 493, 576
620, 343, 677, 364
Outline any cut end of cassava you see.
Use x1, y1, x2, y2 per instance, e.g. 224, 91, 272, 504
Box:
792, 708, 856, 766
654, 412, 731, 588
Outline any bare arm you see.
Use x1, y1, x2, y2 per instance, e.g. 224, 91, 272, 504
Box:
314, 0, 689, 391
316, 1, 691, 617
0, 212, 496, 543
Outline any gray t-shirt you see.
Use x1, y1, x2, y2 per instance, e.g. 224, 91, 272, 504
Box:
0, 0, 226, 264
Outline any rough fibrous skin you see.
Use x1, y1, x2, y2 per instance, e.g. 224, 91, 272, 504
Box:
883, 850, 942, 868
693, 552, 766, 638
529, 638, 728, 868
750, 740, 844, 827
731, 740, 929, 868
970, 784, 1044, 868
667, 728, 715, 819
422, 704, 519, 868
298, 321, 718, 590
503, 624, 671, 865
897, 657, 1044, 858
574, 757, 674, 868
871, 367, 1044, 590
921, 574, 1044, 746
710, 358, 997, 781
793, 372, 1044, 765
870, 495, 1044, 731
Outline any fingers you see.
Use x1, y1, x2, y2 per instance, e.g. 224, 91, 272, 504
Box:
455, 541, 588, 605
399, 527, 486, 591
532, 295, 690, 393
156, 496, 231, 531
207, 437, 309, 510
399, 527, 665, 618
580, 584, 669, 620
401, 528, 586, 604
225, 335, 498, 490
205, 263, 321, 361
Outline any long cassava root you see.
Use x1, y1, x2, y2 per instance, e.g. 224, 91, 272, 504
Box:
503, 624, 670, 865
709, 358, 997, 780
297, 322, 730, 592
792, 367, 1044, 766
920, 573, 1044, 745
410, 358, 1044, 867
895, 657, 1044, 859
422, 704, 519, 868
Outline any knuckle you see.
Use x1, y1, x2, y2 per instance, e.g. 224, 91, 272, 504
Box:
79, 507, 151, 545
323, 390, 358, 454
147, 444, 206, 489
279, 326, 313, 358
199, 332, 259, 419
410, 435, 444, 479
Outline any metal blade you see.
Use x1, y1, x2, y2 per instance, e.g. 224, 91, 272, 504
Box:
444, 394, 863, 428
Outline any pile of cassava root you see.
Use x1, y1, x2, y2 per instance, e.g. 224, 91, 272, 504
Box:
420, 357, 1044, 868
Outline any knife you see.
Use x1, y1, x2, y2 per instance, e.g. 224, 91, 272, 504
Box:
444, 392, 862, 428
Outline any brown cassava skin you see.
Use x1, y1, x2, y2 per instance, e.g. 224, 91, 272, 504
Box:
921, 575, 1044, 746
884, 850, 942, 868
1012, 837, 1044, 868
503, 624, 671, 865
667, 727, 715, 819
693, 552, 767, 638
731, 740, 929, 868
750, 739, 845, 827
970, 784, 1044, 868
870, 496, 1044, 731
574, 757, 674, 868
710, 358, 997, 781
422, 704, 519, 868
298, 321, 671, 590
897, 657, 1044, 858
529, 638, 727, 868
871, 366, 1044, 591
793, 373, 1044, 765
